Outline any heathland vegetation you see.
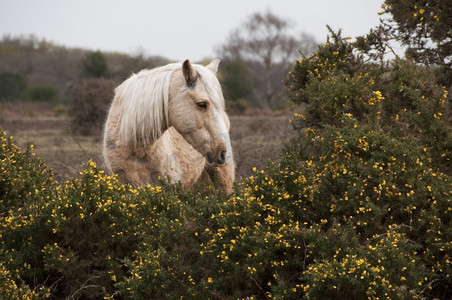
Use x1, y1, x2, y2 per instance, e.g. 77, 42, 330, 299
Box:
1, 2, 451, 299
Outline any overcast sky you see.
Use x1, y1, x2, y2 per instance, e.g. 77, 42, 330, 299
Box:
1, 0, 385, 62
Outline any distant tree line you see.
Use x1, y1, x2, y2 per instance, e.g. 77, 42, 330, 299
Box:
0, 35, 169, 103
0, 71, 58, 103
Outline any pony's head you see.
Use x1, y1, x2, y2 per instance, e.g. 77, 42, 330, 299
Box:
116, 59, 232, 166
168, 59, 232, 166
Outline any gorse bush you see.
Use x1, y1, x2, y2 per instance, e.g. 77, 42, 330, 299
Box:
286, 27, 451, 175
0, 134, 54, 211
283, 28, 451, 298
286, 27, 381, 125
277, 116, 451, 298
388, 63, 451, 174
1, 30, 451, 299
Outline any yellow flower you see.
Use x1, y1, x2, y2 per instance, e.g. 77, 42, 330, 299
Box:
373, 90, 385, 101
294, 112, 306, 120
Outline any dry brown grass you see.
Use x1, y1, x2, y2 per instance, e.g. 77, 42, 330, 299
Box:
0, 103, 297, 182
230, 113, 297, 179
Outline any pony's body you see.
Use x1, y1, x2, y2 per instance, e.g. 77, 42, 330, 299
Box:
103, 60, 234, 192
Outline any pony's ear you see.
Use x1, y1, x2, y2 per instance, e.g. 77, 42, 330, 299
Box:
182, 59, 197, 87
206, 59, 220, 74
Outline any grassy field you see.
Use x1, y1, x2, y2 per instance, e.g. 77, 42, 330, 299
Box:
0, 102, 298, 182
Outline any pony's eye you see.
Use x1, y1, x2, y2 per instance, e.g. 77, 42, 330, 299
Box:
197, 102, 207, 109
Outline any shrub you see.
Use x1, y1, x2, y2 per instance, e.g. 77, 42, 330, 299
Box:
25, 84, 59, 103
0, 72, 27, 102
226, 98, 249, 115
283, 28, 451, 298
82, 51, 109, 79
285, 27, 377, 125
383, 59, 451, 174
286, 29, 451, 176
69, 78, 115, 136
220, 60, 255, 102
0, 131, 54, 211
276, 116, 451, 298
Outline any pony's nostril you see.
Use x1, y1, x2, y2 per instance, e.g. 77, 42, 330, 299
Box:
207, 151, 227, 166
220, 151, 226, 163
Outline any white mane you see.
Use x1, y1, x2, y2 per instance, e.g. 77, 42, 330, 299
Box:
116, 62, 224, 148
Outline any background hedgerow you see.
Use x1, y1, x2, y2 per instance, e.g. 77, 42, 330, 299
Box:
1, 30, 451, 299
25, 84, 59, 103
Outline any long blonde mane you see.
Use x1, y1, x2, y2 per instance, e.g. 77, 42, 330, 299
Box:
116, 62, 225, 148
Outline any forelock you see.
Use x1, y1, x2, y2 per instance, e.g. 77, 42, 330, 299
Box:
193, 64, 225, 110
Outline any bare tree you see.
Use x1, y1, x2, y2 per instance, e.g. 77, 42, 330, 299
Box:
218, 11, 317, 109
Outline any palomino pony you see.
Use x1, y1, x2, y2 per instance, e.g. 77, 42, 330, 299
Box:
103, 59, 234, 192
